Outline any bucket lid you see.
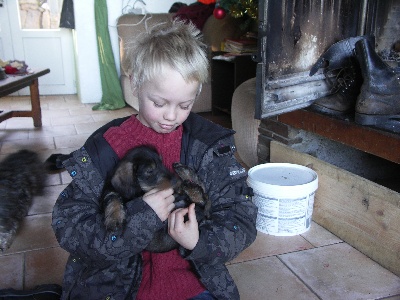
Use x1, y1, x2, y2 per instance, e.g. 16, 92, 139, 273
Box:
247, 163, 318, 197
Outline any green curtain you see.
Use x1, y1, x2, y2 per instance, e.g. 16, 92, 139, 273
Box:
92, 0, 126, 110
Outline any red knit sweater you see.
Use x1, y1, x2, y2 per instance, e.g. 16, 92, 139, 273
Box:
103, 115, 205, 299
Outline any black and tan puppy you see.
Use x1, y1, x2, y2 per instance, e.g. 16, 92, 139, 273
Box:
0, 150, 47, 251
101, 145, 211, 252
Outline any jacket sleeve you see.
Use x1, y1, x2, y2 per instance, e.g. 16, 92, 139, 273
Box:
183, 138, 258, 266
51, 147, 166, 266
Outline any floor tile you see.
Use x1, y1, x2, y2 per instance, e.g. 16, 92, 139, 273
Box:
41, 108, 71, 118
69, 106, 111, 116
63, 94, 80, 102
39, 117, 52, 127
4, 117, 36, 129
228, 256, 319, 300
46, 172, 62, 186
92, 107, 136, 121
39, 148, 76, 187
60, 171, 72, 185
229, 230, 314, 264
279, 243, 400, 299
39, 147, 76, 161
50, 114, 94, 126
24, 247, 69, 289
29, 185, 67, 215
28, 125, 77, 139
46, 98, 85, 110
300, 221, 343, 247
0, 129, 30, 141
231, 221, 343, 264
0, 253, 24, 289
6, 97, 31, 110
41, 95, 68, 102
54, 134, 90, 149
0, 136, 55, 153
0, 120, 6, 129
75, 121, 111, 135
1, 214, 58, 254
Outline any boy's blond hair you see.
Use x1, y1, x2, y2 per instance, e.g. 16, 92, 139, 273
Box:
125, 19, 209, 92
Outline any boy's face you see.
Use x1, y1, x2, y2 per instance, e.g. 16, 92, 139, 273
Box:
136, 67, 200, 134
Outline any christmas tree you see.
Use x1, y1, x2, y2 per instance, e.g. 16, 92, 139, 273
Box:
218, 0, 258, 20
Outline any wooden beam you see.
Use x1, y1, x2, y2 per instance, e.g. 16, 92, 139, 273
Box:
277, 109, 400, 164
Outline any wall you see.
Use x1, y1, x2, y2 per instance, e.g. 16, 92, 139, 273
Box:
74, 0, 195, 103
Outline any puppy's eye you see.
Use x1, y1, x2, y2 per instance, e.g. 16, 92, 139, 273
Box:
144, 169, 154, 176
143, 163, 157, 176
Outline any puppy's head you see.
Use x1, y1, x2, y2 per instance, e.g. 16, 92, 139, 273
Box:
134, 148, 172, 192
111, 146, 172, 199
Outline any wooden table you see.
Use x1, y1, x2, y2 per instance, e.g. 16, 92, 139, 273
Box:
0, 68, 50, 127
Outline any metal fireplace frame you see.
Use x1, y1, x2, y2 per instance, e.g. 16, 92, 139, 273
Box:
254, 0, 399, 119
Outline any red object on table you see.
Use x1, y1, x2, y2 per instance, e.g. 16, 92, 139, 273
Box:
4, 65, 18, 74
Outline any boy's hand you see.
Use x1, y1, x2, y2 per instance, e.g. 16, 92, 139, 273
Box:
142, 188, 175, 222
168, 203, 199, 250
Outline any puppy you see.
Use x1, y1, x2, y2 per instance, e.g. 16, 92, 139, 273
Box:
100, 145, 211, 252
0, 150, 47, 251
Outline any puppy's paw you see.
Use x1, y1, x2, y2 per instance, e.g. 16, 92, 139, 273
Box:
181, 180, 206, 205
103, 192, 126, 231
173, 163, 212, 219
180, 180, 211, 219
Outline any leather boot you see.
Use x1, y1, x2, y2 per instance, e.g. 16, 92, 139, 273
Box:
309, 35, 374, 115
311, 64, 362, 115
309, 35, 375, 76
354, 38, 400, 133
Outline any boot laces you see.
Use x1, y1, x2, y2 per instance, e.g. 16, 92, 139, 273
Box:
325, 67, 357, 93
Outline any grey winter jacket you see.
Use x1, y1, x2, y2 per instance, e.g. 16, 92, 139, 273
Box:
52, 112, 258, 300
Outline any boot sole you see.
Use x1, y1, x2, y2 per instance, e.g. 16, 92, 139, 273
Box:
310, 103, 354, 117
355, 113, 400, 133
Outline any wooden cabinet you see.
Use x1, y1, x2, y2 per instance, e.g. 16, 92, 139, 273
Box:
211, 53, 257, 115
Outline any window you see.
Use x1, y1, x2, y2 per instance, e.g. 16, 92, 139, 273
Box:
18, 0, 63, 29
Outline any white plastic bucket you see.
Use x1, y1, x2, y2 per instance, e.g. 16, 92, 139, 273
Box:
247, 163, 318, 236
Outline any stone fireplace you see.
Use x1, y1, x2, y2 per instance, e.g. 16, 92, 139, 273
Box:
254, 0, 400, 190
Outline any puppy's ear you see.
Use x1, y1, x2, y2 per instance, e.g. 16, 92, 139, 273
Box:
111, 161, 141, 199
111, 161, 132, 191
173, 163, 205, 190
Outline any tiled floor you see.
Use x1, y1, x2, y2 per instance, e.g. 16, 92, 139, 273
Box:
0, 94, 399, 299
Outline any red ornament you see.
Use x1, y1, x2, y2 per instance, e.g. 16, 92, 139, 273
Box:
213, 7, 226, 19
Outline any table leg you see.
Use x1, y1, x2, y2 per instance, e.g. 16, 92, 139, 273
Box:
29, 78, 42, 127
